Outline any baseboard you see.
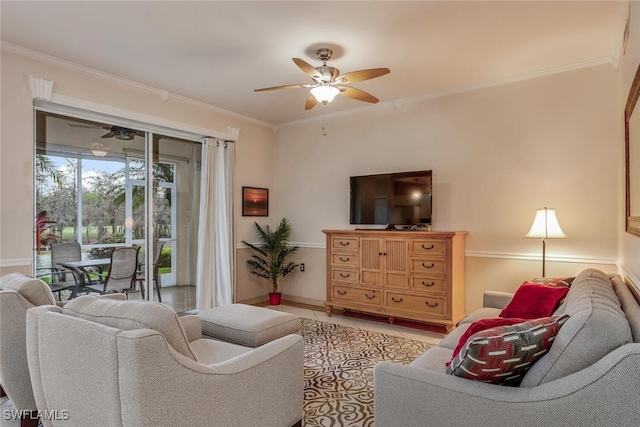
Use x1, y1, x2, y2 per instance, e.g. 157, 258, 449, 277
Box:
281, 294, 325, 309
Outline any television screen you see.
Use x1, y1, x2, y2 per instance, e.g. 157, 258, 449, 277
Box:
350, 170, 432, 226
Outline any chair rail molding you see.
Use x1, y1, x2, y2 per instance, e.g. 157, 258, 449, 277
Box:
0, 258, 32, 268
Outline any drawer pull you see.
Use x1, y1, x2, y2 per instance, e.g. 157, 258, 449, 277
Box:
425, 301, 439, 308
422, 244, 435, 250
391, 297, 403, 303
365, 293, 376, 299
422, 281, 435, 287
340, 273, 351, 278
422, 262, 435, 269
339, 257, 350, 262
337, 290, 347, 295
339, 241, 350, 246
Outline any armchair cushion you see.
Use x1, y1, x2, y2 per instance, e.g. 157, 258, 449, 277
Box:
0, 273, 55, 306
62, 295, 197, 361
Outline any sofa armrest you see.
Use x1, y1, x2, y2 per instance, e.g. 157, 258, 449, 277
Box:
374, 344, 640, 427
483, 290, 513, 309
179, 314, 202, 342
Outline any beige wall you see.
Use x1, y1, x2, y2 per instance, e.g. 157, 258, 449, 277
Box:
1, 36, 631, 313
620, 2, 640, 287
272, 64, 621, 314
0, 49, 276, 284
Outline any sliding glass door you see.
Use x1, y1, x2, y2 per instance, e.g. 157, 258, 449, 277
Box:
34, 110, 200, 312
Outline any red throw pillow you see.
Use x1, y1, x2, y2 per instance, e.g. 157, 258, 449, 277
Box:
499, 282, 569, 319
447, 317, 527, 367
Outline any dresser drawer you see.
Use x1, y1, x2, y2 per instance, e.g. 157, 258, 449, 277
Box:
411, 259, 446, 275
330, 237, 358, 252
385, 292, 446, 317
410, 239, 446, 256
410, 275, 446, 294
333, 286, 381, 306
331, 268, 358, 284
331, 252, 358, 267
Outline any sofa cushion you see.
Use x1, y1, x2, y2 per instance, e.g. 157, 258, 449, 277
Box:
499, 282, 568, 319
0, 273, 55, 306
446, 315, 569, 386
63, 295, 197, 361
520, 269, 632, 387
447, 317, 527, 366
410, 346, 455, 373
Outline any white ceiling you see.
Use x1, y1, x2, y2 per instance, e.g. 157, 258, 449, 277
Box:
0, 1, 627, 126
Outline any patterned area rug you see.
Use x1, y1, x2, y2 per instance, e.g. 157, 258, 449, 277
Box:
301, 318, 434, 427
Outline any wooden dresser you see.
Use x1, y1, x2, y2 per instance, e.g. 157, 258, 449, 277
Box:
322, 230, 467, 331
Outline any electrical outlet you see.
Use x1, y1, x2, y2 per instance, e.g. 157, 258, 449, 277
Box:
300, 263, 305, 272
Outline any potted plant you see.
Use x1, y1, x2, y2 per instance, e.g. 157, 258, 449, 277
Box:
242, 218, 299, 305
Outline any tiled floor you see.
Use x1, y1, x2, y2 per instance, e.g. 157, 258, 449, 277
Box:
269, 303, 445, 346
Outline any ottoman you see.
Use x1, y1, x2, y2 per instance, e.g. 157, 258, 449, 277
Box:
198, 303, 300, 347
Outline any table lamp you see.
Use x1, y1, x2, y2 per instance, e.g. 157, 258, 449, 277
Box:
525, 207, 567, 277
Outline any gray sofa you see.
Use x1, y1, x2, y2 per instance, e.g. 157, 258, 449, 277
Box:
374, 268, 640, 426
26, 295, 304, 427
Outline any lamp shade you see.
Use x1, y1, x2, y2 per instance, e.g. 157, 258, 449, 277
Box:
525, 207, 567, 239
311, 85, 340, 104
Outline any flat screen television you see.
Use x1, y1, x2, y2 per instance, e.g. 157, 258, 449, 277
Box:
350, 170, 432, 228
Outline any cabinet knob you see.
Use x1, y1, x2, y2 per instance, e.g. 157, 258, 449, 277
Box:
425, 301, 439, 308
422, 262, 435, 269
340, 273, 350, 278
391, 297, 403, 303
365, 293, 376, 299
339, 257, 350, 262
422, 281, 435, 287
422, 244, 435, 250
337, 290, 347, 295
339, 241, 350, 246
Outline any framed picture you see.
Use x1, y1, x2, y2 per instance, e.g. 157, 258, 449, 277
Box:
242, 187, 269, 216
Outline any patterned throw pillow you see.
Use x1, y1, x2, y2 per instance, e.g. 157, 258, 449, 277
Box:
529, 277, 575, 287
446, 317, 527, 367
446, 315, 569, 386
499, 282, 569, 319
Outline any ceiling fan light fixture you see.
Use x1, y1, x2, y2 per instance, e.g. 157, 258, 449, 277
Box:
91, 149, 108, 157
311, 85, 340, 105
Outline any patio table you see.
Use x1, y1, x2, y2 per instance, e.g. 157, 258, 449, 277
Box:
57, 258, 111, 295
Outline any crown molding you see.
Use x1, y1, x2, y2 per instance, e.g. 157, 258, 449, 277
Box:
3, 42, 614, 132
1, 41, 272, 128
274, 55, 615, 130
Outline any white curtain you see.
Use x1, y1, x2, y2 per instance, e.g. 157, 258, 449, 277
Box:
196, 133, 237, 310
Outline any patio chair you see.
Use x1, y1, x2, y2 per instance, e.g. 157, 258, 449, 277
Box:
84, 246, 140, 297
135, 240, 164, 302
36, 242, 82, 300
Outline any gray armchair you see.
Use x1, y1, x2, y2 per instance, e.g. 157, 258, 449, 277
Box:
27, 295, 304, 427
0, 274, 125, 427
0, 273, 56, 427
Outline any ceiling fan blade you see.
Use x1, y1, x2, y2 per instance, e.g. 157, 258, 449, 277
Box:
305, 94, 318, 110
338, 86, 380, 104
101, 132, 115, 139
254, 84, 313, 92
293, 58, 322, 80
337, 68, 390, 84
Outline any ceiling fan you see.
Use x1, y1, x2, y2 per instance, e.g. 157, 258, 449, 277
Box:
68, 124, 143, 140
255, 48, 390, 110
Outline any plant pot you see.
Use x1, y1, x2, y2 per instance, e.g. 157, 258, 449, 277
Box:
269, 292, 282, 306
